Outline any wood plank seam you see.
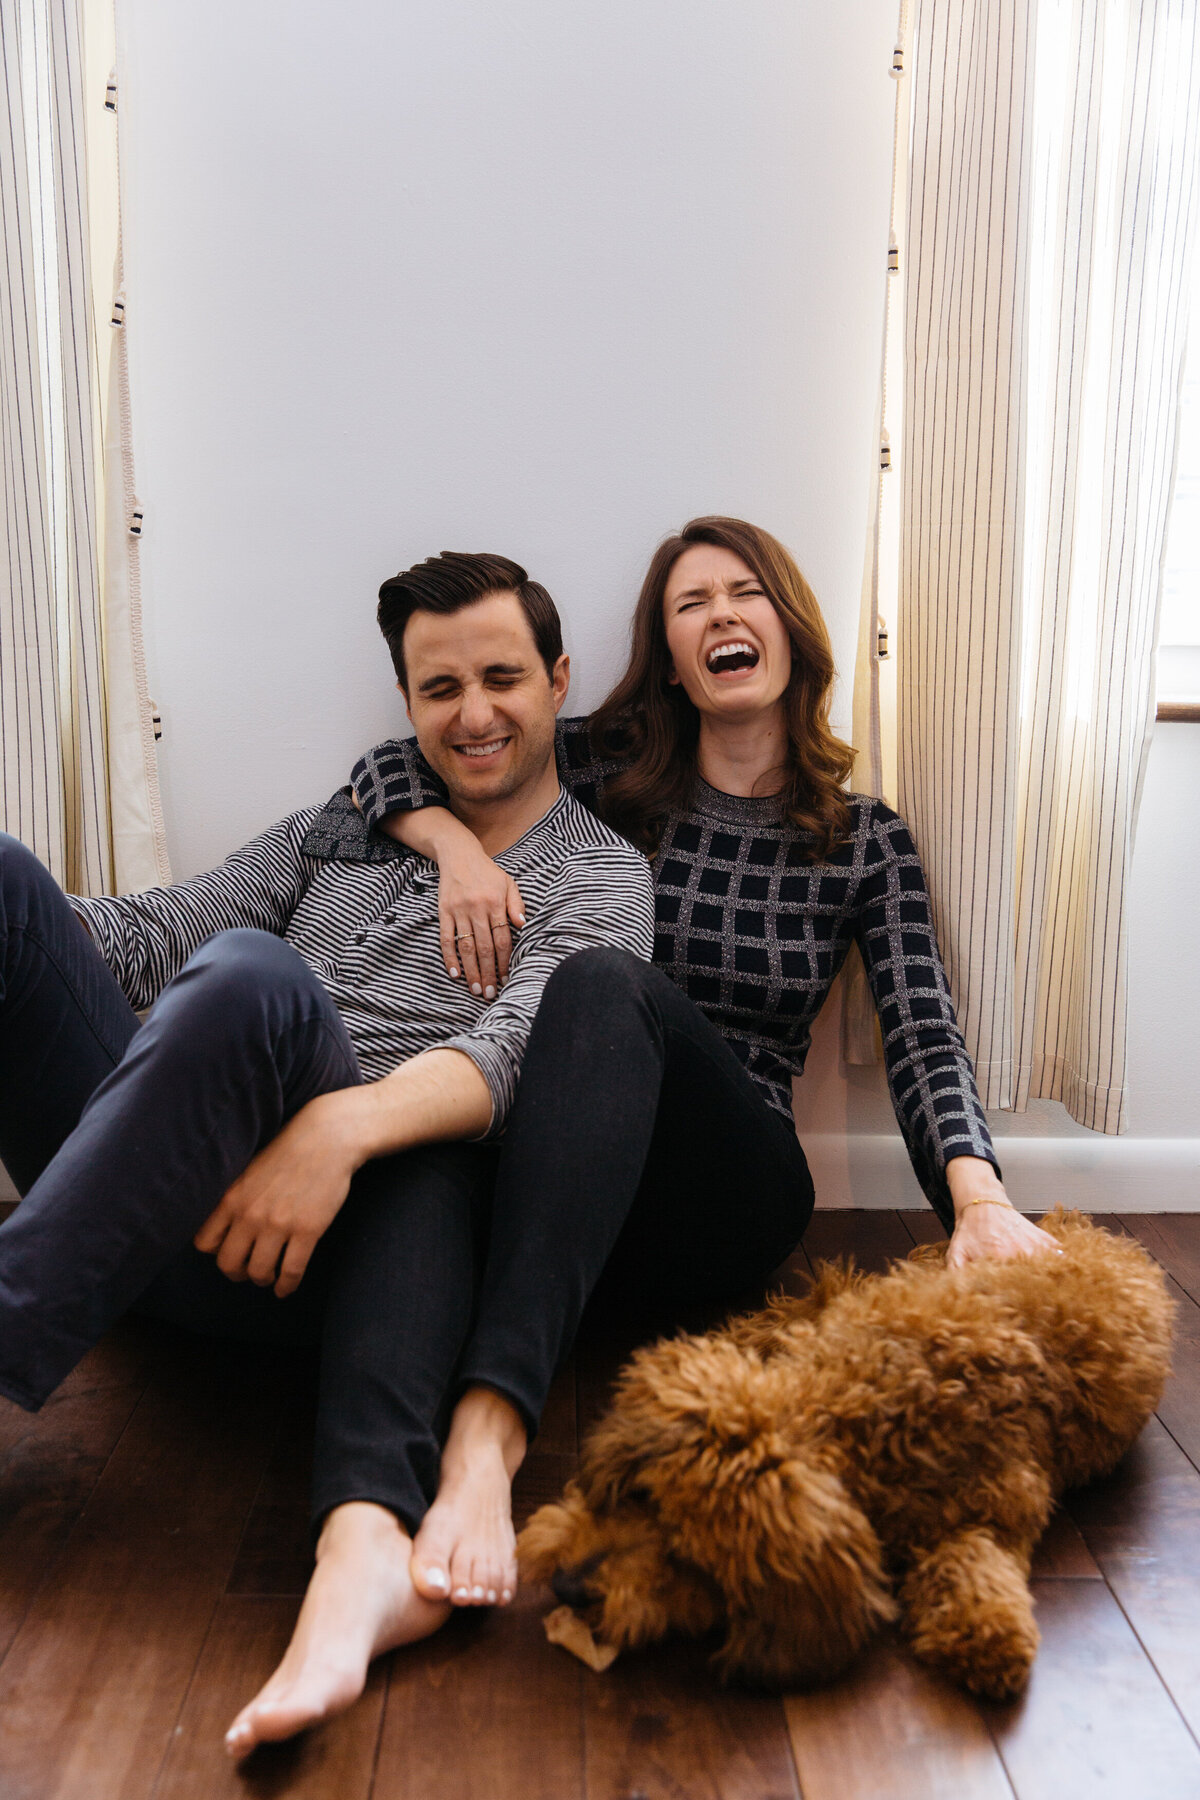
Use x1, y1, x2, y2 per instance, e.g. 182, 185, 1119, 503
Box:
146, 1588, 232, 1800
1148, 1268, 1200, 1482
146, 1383, 323, 1793
362, 1656, 392, 1800
0, 1378, 150, 1675
1153, 1412, 1200, 1484
1091, 1579, 1200, 1759
147, 1376, 307, 1798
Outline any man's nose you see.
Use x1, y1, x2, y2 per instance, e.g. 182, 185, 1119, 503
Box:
458, 686, 497, 735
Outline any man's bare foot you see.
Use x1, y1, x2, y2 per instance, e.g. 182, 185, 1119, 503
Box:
224, 1501, 449, 1759
410, 1386, 527, 1607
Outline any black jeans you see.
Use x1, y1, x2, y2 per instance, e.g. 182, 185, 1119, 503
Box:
470, 945, 815, 1432
0, 843, 811, 1531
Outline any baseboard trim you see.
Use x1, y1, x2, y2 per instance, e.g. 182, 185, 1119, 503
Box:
806, 1134, 1200, 1213
4, 1135, 1198, 1215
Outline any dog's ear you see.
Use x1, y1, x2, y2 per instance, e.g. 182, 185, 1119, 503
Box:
658, 1444, 895, 1689
627, 1351, 895, 1690
696, 1454, 896, 1689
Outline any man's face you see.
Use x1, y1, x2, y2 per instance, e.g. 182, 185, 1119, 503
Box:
402, 590, 569, 808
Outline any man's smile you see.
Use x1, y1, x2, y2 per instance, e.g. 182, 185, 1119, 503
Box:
451, 736, 513, 761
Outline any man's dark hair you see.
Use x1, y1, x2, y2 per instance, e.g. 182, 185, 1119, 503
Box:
377, 551, 564, 690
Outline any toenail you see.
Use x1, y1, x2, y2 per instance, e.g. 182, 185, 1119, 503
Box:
453, 1586, 470, 1599
501, 1589, 512, 1603
486, 1588, 497, 1603
424, 1567, 449, 1591
471, 1585, 485, 1599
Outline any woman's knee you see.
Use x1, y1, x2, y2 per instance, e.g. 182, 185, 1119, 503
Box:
542, 945, 655, 1013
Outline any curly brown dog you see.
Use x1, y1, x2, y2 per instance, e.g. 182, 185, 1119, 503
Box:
519, 1212, 1173, 1700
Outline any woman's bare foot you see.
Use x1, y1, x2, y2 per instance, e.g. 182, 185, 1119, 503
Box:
224, 1501, 449, 1759
410, 1386, 527, 1607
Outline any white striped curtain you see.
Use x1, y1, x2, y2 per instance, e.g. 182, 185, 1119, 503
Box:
0, 0, 167, 896
896, 0, 1200, 1132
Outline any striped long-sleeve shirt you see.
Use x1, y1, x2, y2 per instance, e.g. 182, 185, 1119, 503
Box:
72, 786, 655, 1137
352, 723, 1000, 1228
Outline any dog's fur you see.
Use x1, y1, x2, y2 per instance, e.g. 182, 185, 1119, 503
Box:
519, 1212, 1173, 1700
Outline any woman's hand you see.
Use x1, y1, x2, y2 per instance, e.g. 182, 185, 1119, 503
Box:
944, 1157, 1063, 1269
371, 804, 526, 998
433, 839, 526, 998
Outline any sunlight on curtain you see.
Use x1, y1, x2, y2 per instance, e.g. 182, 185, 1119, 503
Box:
83, 0, 170, 893
844, 3, 910, 1068
874, 0, 1200, 1133
1157, 223, 1200, 703
0, 0, 167, 896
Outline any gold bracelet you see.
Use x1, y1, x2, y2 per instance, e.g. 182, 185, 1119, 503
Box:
960, 1195, 1014, 1212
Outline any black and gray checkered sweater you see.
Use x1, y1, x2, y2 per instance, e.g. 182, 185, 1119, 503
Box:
352, 722, 998, 1227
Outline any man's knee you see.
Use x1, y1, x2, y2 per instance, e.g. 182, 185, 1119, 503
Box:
135, 929, 355, 1097
0, 832, 55, 902
0, 834, 82, 951
175, 928, 308, 1018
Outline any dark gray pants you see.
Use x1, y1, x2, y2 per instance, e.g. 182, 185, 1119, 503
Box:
0, 833, 497, 1530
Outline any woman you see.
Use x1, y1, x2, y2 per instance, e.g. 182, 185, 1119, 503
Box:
349, 516, 1059, 1616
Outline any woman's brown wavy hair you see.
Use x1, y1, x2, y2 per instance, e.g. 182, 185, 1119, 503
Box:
590, 517, 855, 859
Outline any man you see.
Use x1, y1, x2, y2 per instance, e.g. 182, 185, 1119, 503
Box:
0, 552, 653, 1755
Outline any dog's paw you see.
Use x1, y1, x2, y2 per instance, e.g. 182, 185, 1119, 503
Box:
899, 1531, 1039, 1701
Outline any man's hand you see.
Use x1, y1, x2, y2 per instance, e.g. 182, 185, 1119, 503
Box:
194, 1049, 494, 1299
194, 1090, 365, 1298
944, 1156, 1063, 1269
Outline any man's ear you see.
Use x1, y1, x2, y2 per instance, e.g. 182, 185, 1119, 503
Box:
552, 653, 570, 714
397, 679, 413, 726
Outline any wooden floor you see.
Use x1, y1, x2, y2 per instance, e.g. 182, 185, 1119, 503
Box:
2, 1211, 1200, 1799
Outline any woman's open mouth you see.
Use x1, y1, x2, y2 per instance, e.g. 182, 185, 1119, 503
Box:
705, 641, 760, 676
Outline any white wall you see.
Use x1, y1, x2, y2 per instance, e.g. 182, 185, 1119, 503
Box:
105, 0, 1199, 1214
117, 0, 898, 876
